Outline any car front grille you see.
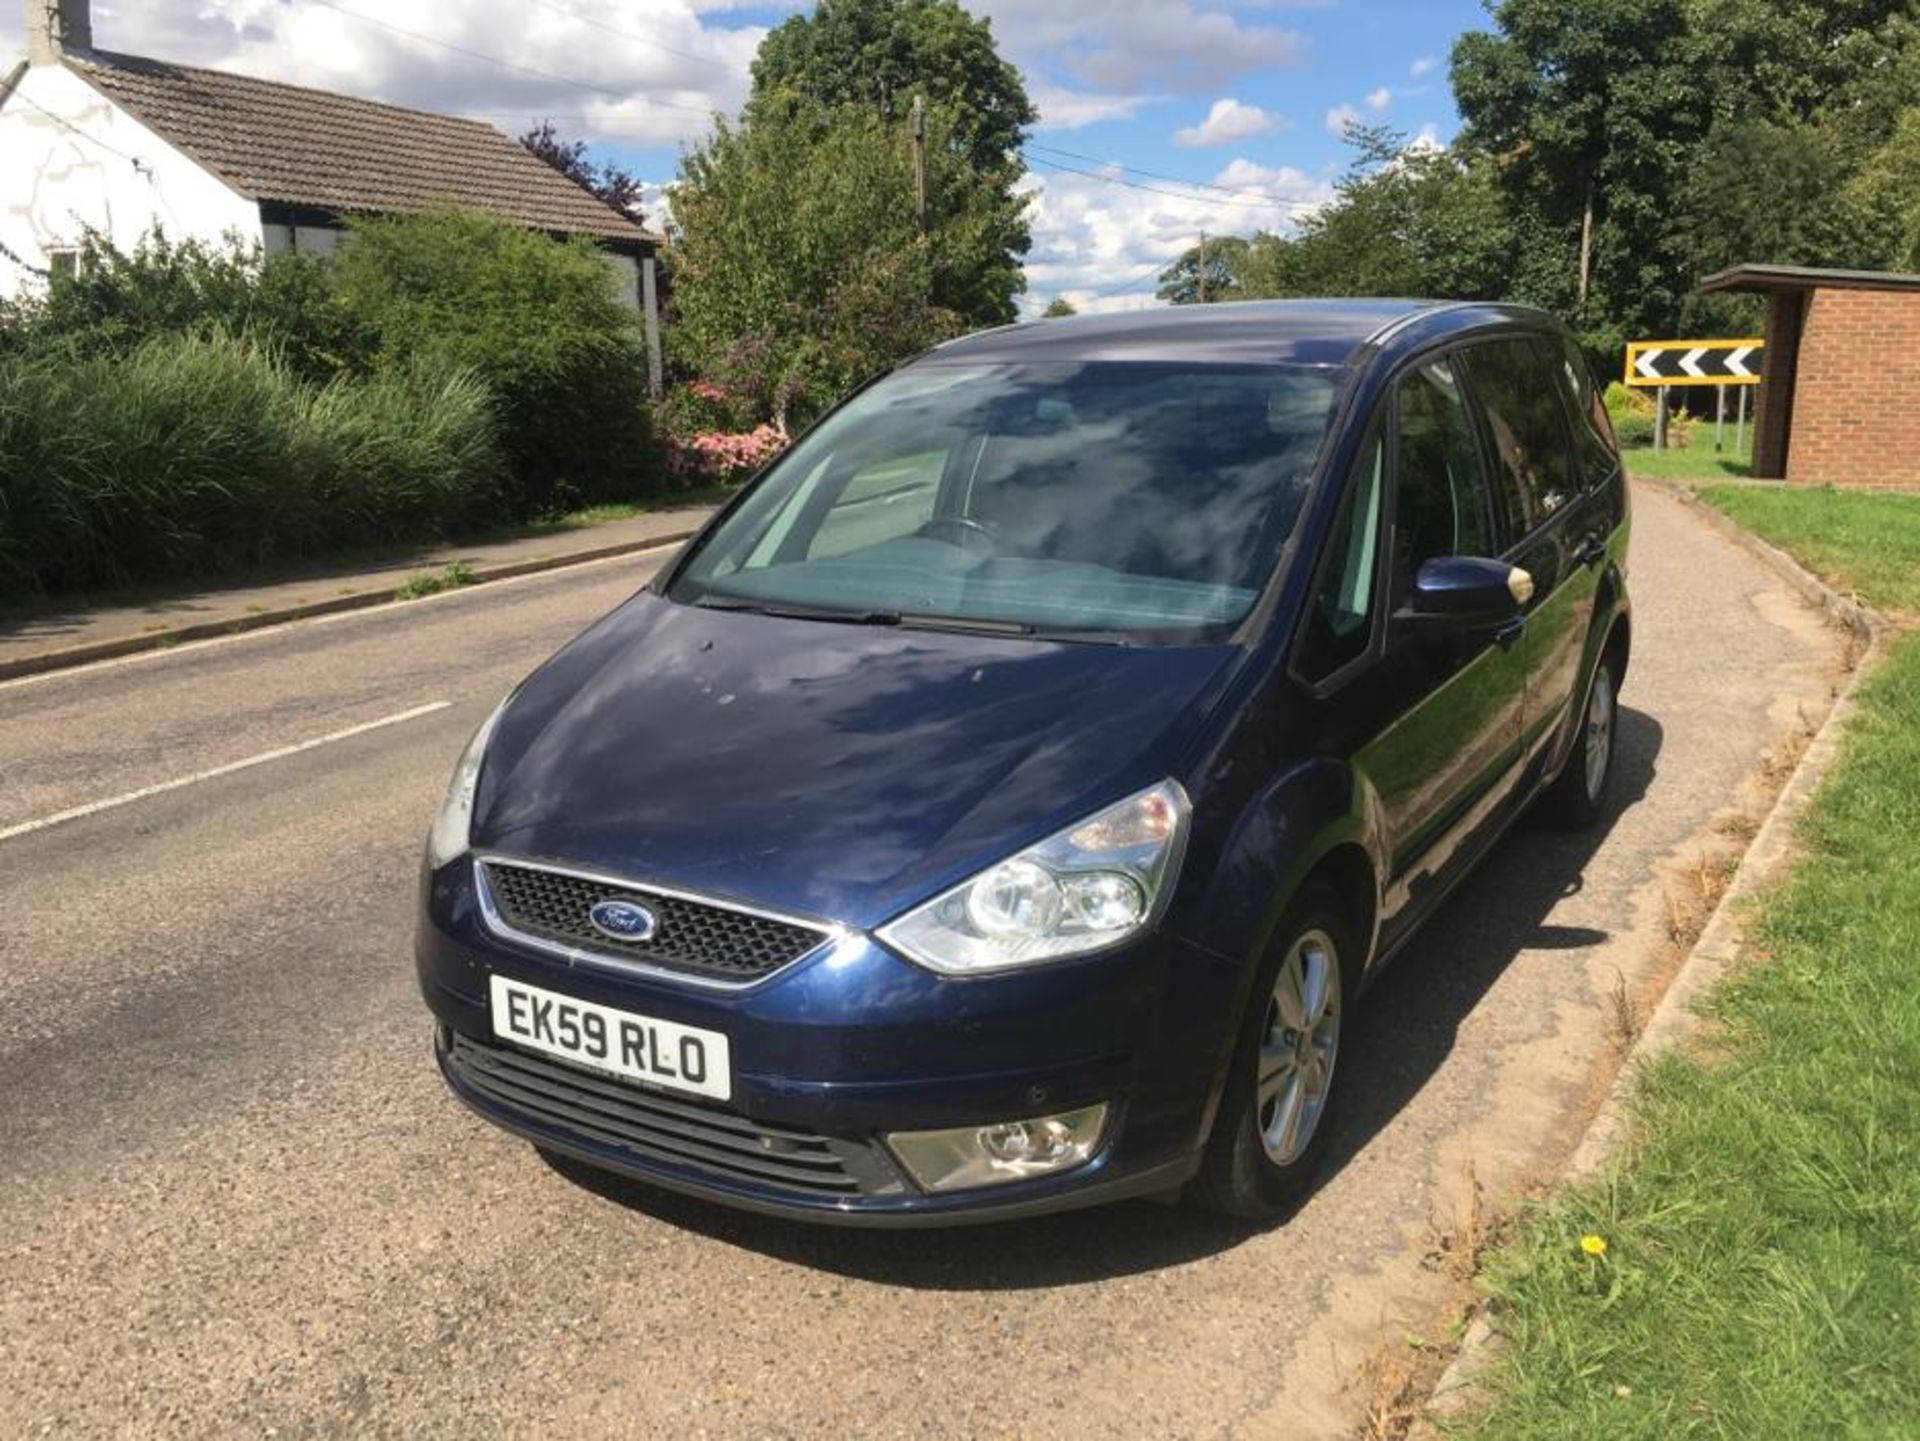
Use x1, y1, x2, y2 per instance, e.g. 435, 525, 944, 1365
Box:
478, 859, 829, 984
447, 1032, 899, 1199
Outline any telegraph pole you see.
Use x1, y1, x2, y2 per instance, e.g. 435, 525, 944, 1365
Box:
910, 94, 928, 234
1197, 230, 1208, 304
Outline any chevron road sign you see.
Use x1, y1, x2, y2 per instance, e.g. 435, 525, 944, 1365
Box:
1624, 338, 1764, 387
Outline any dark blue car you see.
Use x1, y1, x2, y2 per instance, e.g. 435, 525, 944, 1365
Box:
417, 299, 1630, 1224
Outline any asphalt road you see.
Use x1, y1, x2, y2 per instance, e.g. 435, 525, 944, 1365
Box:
0, 487, 1840, 1439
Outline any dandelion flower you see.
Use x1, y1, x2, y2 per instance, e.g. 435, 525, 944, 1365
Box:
1580, 1234, 1608, 1257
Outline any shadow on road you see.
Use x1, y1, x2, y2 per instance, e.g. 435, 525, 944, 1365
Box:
547, 706, 1664, 1288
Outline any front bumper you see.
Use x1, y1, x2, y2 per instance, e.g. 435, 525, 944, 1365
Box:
417, 856, 1246, 1224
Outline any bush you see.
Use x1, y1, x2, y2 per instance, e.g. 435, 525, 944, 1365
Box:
332, 210, 658, 515
0, 332, 503, 597
16, 228, 357, 381
1613, 411, 1656, 448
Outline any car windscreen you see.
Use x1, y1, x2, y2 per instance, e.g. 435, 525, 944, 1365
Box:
668, 360, 1342, 638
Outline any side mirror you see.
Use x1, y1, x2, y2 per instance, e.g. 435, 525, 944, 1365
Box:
1410, 556, 1532, 625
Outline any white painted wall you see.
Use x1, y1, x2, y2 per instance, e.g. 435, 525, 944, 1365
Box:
0, 61, 262, 300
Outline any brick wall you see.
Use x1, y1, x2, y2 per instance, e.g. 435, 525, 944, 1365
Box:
1787, 287, 1920, 490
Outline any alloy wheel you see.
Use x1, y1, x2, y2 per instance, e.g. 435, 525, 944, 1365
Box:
1584, 666, 1616, 803
1257, 928, 1342, 1166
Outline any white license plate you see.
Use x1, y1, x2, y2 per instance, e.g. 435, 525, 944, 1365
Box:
489, 975, 732, 1102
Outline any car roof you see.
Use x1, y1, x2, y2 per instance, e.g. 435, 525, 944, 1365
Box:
921, 298, 1558, 369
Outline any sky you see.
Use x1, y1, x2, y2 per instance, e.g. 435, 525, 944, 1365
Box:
1, 0, 1496, 314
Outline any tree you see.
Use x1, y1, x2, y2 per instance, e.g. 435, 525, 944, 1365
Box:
1451, 0, 1705, 336
749, 0, 1034, 172
1041, 296, 1077, 318
669, 105, 969, 433
1156, 235, 1251, 305
745, 0, 1032, 325
519, 120, 647, 223
1450, 0, 1917, 346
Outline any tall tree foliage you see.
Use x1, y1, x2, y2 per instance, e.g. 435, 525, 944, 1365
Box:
744, 0, 1033, 326
669, 104, 978, 433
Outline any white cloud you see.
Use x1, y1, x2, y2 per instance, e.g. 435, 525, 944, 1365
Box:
1365, 86, 1392, 113
1325, 103, 1362, 137
1409, 55, 1437, 79
1031, 83, 1154, 132
1174, 97, 1283, 148
1016, 157, 1334, 316
980, 0, 1308, 95
0, 0, 758, 150
1408, 123, 1444, 153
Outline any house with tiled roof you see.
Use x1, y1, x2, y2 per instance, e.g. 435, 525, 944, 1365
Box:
0, 0, 662, 389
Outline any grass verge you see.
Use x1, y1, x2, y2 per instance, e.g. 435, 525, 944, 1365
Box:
393, 561, 477, 600
1701, 486, 1920, 615
1455, 488, 1920, 1438
1620, 435, 1753, 482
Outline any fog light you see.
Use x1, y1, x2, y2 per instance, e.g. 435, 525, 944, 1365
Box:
887, 1103, 1109, 1194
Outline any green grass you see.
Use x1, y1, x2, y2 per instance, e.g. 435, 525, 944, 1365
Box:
1620, 431, 1754, 481
1701, 486, 1920, 615
1458, 490, 1920, 1438
531, 483, 737, 532
392, 560, 477, 600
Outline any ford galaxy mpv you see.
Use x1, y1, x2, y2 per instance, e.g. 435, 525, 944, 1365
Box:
416, 299, 1631, 1223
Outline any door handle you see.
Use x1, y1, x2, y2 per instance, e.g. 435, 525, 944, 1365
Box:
1574, 534, 1607, 569
1493, 617, 1526, 652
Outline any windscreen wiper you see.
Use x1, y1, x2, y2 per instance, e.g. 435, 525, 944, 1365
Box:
693, 595, 903, 625
895, 613, 1132, 646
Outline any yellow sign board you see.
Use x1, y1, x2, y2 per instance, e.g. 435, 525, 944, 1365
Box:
1624, 338, 1763, 387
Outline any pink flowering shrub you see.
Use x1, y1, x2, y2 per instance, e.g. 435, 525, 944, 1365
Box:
666, 424, 787, 486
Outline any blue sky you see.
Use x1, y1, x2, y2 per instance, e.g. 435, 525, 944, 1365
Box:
3, 1, 1496, 311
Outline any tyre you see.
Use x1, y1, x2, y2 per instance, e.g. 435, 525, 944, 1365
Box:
1539, 650, 1620, 830
1189, 884, 1361, 1220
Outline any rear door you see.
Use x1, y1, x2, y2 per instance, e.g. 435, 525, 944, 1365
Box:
1454, 337, 1589, 769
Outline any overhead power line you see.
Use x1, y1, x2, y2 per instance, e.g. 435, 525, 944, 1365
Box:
1026, 141, 1320, 215
1022, 153, 1316, 219
1090, 240, 1194, 300
522, 0, 741, 76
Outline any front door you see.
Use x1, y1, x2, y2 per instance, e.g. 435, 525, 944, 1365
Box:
1366, 355, 1528, 929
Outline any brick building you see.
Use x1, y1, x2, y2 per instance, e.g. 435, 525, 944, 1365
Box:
1701, 264, 1920, 490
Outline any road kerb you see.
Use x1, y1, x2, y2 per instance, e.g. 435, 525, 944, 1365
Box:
1416, 479, 1887, 1433
0, 528, 699, 684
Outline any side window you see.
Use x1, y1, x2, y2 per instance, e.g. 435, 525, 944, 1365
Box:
1392, 358, 1497, 604
1297, 428, 1385, 683
1457, 338, 1577, 539
805, 450, 945, 559
1554, 335, 1620, 488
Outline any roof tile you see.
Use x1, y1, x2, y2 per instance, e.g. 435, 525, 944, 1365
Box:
69, 49, 656, 245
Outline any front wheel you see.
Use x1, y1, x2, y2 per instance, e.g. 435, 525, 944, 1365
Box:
1189, 885, 1360, 1220
1539, 652, 1619, 830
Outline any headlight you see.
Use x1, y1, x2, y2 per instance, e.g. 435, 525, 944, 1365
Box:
426, 698, 508, 867
876, 779, 1189, 975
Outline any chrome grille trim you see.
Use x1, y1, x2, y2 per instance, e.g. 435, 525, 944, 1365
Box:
473, 853, 840, 990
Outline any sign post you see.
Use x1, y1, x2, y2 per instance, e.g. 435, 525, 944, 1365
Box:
1625, 338, 1763, 455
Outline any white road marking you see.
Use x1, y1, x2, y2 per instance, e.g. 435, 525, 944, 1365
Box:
0, 701, 453, 844
0, 546, 668, 694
